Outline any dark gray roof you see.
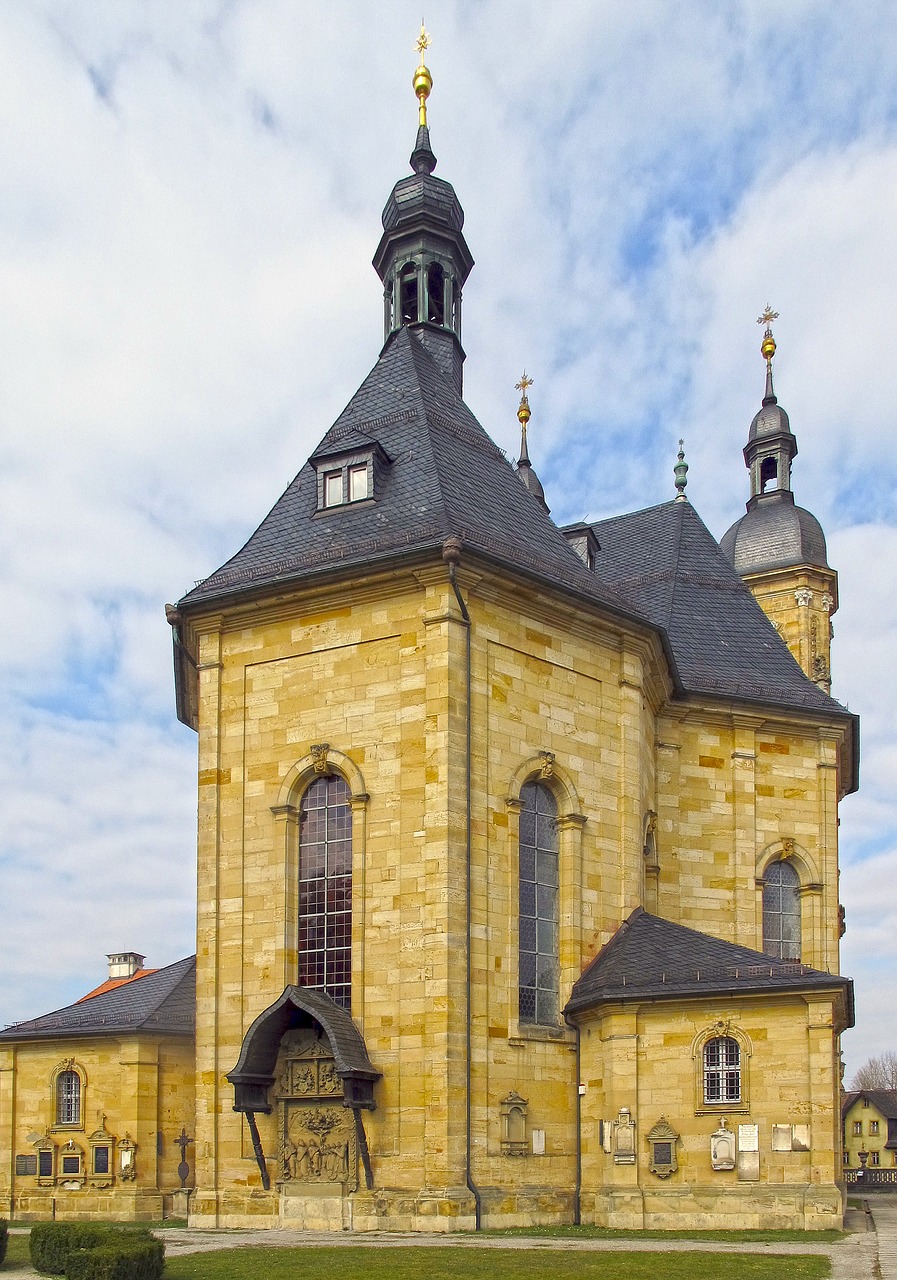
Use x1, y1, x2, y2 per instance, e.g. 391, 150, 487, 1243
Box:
749, 395, 792, 442
0, 956, 195, 1041
565, 908, 854, 1021
842, 1090, 897, 1122
588, 498, 844, 716
720, 492, 829, 574
179, 326, 640, 623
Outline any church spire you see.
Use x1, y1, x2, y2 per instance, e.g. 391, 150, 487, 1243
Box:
372, 25, 474, 393
742, 306, 797, 505
514, 373, 549, 512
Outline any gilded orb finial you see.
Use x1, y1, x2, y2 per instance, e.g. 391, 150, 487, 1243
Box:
757, 304, 779, 364
414, 22, 433, 128
674, 438, 689, 502
515, 371, 534, 424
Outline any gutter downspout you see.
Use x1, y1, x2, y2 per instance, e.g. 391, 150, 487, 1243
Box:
443, 537, 482, 1231
563, 1011, 582, 1224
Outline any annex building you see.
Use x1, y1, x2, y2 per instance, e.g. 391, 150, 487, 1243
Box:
0, 48, 858, 1232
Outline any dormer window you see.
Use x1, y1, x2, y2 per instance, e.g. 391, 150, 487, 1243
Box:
312, 443, 390, 513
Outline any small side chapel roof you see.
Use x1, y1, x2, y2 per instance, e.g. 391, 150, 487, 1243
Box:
0, 956, 196, 1042
179, 327, 641, 626
565, 908, 854, 1024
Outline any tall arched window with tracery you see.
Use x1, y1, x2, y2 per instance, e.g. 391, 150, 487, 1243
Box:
763, 859, 801, 960
298, 773, 352, 1010
518, 780, 559, 1025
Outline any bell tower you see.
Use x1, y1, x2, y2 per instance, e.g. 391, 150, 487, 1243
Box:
721, 309, 838, 692
372, 26, 474, 393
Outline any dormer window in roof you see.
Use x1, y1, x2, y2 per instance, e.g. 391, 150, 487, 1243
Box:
313, 443, 390, 513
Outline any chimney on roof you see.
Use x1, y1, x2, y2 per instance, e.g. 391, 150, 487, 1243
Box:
107, 952, 145, 980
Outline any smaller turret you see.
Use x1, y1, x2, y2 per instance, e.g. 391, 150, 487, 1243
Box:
721, 310, 838, 692
514, 373, 549, 513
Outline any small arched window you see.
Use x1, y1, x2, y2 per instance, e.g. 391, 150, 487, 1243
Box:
298, 774, 352, 1011
703, 1036, 741, 1104
763, 860, 801, 960
400, 263, 418, 325
56, 1070, 81, 1126
427, 261, 445, 325
518, 781, 559, 1025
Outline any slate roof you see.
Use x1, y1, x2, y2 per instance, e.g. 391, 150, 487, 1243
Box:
0, 956, 195, 1041
842, 1090, 897, 1122
721, 492, 830, 575
565, 908, 854, 1022
179, 326, 641, 625
587, 498, 848, 716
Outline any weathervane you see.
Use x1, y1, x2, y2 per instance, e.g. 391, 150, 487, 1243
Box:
414, 22, 433, 127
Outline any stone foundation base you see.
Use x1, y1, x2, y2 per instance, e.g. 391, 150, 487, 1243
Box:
586, 1182, 843, 1231
11, 1187, 164, 1222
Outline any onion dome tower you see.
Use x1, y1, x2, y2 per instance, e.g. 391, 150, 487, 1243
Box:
721, 309, 838, 692
372, 26, 474, 394
514, 372, 549, 512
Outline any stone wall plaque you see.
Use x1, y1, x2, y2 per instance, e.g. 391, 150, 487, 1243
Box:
772, 1124, 792, 1152
16, 1155, 37, 1176
738, 1123, 759, 1152
737, 1150, 760, 1181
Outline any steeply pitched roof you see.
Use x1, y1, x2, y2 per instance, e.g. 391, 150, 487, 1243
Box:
587, 498, 847, 716
179, 327, 640, 624
842, 1090, 897, 1121
0, 956, 195, 1041
565, 908, 854, 1023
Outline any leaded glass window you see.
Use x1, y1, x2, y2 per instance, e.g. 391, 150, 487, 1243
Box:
703, 1036, 741, 1104
56, 1070, 81, 1126
518, 780, 559, 1025
298, 774, 352, 1011
763, 860, 801, 960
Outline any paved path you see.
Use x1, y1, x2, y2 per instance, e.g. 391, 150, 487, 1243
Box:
0, 1206, 885, 1277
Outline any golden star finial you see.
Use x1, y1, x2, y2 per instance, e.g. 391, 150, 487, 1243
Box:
413, 22, 433, 127
757, 305, 779, 363
515, 371, 534, 396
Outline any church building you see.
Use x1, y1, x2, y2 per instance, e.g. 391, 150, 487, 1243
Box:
0, 41, 857, 1232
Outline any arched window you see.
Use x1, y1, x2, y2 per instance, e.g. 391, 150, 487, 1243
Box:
400, 262, 418, 325
426, 261, 445, 324
518, 780, 559, 1025
760, 455, 778, 492
298, 773, 352, 1011
763, 860, 801, 960
56, 1070, 81, 1126
703, 1036, 741, 1104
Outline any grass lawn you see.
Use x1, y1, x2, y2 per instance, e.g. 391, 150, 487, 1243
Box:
1, 1233, 29, 1269
486, 1225, 843, 1242
163, 1246, 831, 1280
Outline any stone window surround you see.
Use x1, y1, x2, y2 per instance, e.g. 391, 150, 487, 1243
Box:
505, 754, 585, 1045
49, 1058, 87, 1133
691, 1022, 753, 1116
272, 746, 369, 1003
755, 839, 823, 962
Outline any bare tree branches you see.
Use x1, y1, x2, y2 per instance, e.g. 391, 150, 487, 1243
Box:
851, 1051, 897, 1090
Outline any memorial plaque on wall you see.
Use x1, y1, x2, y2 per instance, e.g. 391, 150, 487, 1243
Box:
738, 1123, 759, 1151
771, 1124, 792, 1152
737, 1150, 760, 1181
16, 1155, 37, 1176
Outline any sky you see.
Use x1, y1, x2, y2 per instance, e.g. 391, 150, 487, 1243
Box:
1, 1, 895, 1085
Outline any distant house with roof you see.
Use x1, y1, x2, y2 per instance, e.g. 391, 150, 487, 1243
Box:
843, 1090, 897, 1173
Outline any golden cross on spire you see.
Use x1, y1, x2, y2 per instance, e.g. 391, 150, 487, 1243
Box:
515, 371, 534, 397
416, 22, 431, 61
757, 305, 779, 329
